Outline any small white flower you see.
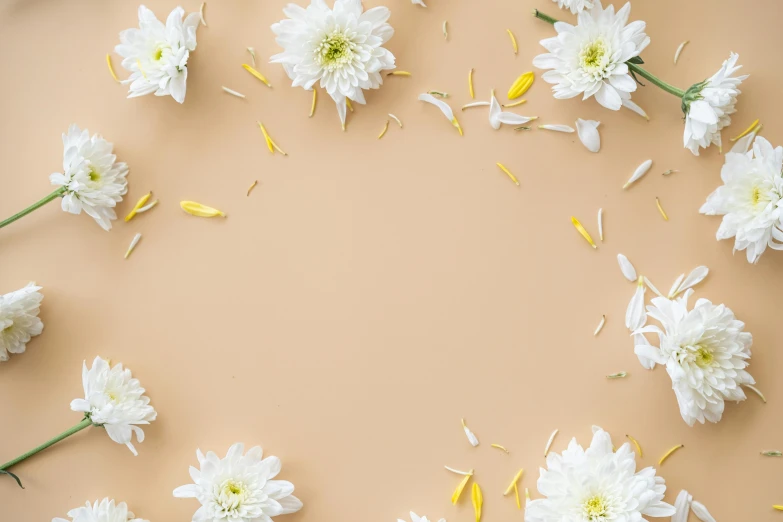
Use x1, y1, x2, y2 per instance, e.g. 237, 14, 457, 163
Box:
525, 427, 675, 522
49, 125, 129, 231
533, 1, 649, 111
489, 93, 536, 129
0, 283, 43, 362
551, 0, 594, 14
53, 498, 148, 522
70, 356, 157, 455
682, 53, 747, 155
271, 0, 396, 129
700, 136, 783, 263
634, 290, 754, 426
174, 442, 303, 522
399, 512, 445, 522
115, 5, 200, 104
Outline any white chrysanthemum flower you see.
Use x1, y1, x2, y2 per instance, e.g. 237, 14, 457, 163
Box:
551, 0, 593, 14
48, 125, 129, 231
174, 442, 303, 522
525, 427, 675, 522
533, 1, 649, 110
0, 283, 43, 362
398, 512, 445, 522
634, 290, 754, 426
700, 136, 783, 263
115, 5, 200, 104
70, 356, 157, 455
53, 498, 148, 522
682, 53, 747, 155
271, 0, 396, 129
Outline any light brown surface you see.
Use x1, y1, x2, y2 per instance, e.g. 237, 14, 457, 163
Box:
1, 0, 782, 520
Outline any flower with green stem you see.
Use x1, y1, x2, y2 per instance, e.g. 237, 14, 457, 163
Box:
0, 125, 128, 232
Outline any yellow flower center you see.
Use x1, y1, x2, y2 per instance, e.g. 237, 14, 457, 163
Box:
154, 48, 164, 61
88, 167, 101, 183
580, 38, 608, 71
751, 186, 764, 206
316, 30, 355, 71
695, 346, 714, 368
583, 495, 609, 520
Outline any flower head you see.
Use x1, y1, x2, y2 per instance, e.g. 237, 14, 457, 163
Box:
49, 125, 129, 231
115, 5, 200, 103
0, 283, 43, 362
525, 427, 675, 522
700, 136, 783, 263
70, 356, 157, 455
682, 53, 747, 155
271, 0, 396, 128
174, 442, 303, 522
533, 1, 649, 110
53, 498, 148, 522
551, 0, 594, 14
634, 290, 754, 426
399, 513, 445, 522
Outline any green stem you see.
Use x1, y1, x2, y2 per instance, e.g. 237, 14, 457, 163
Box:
0, 187, 66, 230
0, 418, 91, 471
532, 9, 559, 25
627, 63, 686, 98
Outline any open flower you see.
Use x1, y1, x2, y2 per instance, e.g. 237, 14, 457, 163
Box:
174, 442, 303, 522
551, 0, 593, 14
115, 5, 201, 103
271, 0, 396, 129
700, 135, 783, 263
0, 283, 43, 362
525, 427, 675, 522
53, 498, 148, 522
682, 53, 747, 155
532, 1, 649, 110
634, 290, 754, 426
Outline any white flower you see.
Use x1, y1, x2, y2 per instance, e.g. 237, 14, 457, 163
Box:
174, 442, 303, 522
551, 0, 593, 14
682, 53, 747, 155
525, 427, 675, 522
49, 125, 129, 231
700, 136, 783, 263
533, 1, 649, 110
70, 356, 157, 455
489, 93, 536, 129
53, 498, 148, 522
634, 290, 754, 426
398, 513, 445, 522
271, 0, 396, 129
0, 283, 43, 362
115, 5, 200, 104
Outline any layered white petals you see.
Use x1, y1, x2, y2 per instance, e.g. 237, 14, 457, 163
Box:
576, 118, 601, 152
115, 5, 200, 104
70, 356, 156, 455
52, 498, 148, 522
551, 0, 594, 14
683, 53, 747, 155
672, 490, 693, 522
634, 291, 754, 426
525, 428, 675, 522
672, 266, 709, 297
625, 278, 646, 330
49, 125, 129, 231
271, 0, 396, 127
0, 283, 44, 362
700, 136, 783, 263
691, 500, 717, 522
173, 443, 302, 522
533, 1, 649, 111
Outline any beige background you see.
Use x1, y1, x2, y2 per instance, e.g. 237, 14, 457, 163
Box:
1, 0, 782, 520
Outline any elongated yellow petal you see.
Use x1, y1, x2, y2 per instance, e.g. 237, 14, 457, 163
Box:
247, 180, 258, 197
180, 201, 226, 217
491, 443, 509, 453
656, 197, 669, 221
497, 163, 519, 186
309, 89, 317, 118
773, 505, 783, 511
729, 118, 760, 142
378, 120, 390, 140
506, 29, 518, 54
508, 72, 535, 99
468, 68, 475, 99
452, 117, 463, 136
387, 71, 412, 76
125, 192, 152, 222
658, 444, 684, 465
242, 64, 272, 87
514, 482, 521, 509
571, 217, 597, 249
346, 98, 354, 112
257, 121, 287, 155
472, 483, 483, 522
502, 99, 527, 108
504, 468, 524, 495
451, 471, 473, 504
626, 434, 643, 457
106, 54, 120, 82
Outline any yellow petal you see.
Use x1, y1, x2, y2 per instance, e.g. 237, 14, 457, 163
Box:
180, 201, 226, 218
773, 505, 783, 511
658, 444, 684, 465
378, 120, 390, 140
514, 482, 521, 510
125, 192, 152, 222
257, 121, 287, 156
496, 163, 519, 186
571, 216, 597, 249
346, 98, 354, 112
242, 64, 272, 87
106, 54, 120, 82
729, 118, 760, 142
508, 72, 535, 99
387, 71, 412, 76
503, 468, 524, 495
468, 68, 475, 99
309, 89, 317, 118
506, 29, 518, 55
626, 434, 643, 457
451, 471, 473, 505
656, 197, 669, 221
471, 482, 483, 522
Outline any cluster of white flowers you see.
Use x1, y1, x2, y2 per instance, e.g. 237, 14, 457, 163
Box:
551, 0, 593, 14
0, 283, 44, 362
53, 498, 148, 522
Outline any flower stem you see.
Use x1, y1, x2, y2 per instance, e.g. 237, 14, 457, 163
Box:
0, 187, 66, 230
532, 9, 559, 25
0, 418, 91, 471
627, 63, 686, 98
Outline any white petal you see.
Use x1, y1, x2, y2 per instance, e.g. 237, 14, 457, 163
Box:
617, 254, 637, 282
622, 98, 649, 120
667, 273, 685, 298
623, 159, 652, 189
538, 124, 574, 133
691, 500, 717, 522
625, 280, 646, 330
674, 266, 709, 296
461, 418, 479, 446
576, 118, 601, 152
419, 93, 454, 121
672, 490, 692, 522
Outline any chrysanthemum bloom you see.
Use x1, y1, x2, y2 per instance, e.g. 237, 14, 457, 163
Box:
682, 53, 747, 155
525, 427, 675, 522
532, 1, 649, 110
700, 136, 783, 263
53, 498, 148, 522
634, 290, 754, 426
1, 125, 128, 232
0, 283, 43, 362
115, 5, 201, 103
174, 442, 303, 522
551, 0, 593, 14
271, 0, 396, 129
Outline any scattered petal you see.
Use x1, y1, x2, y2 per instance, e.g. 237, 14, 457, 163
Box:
667, 274, 685, 299
443, 21, 448, 40
124, 233, 142, 259
623, 159, 653, 189
125, 192, 152, 222
461, 418, 479, 446
730, 118, 760, 142
468, 68, 475, 99
490, 92, 536, 129
247, 47, 256, 67
626, 434, 643, 457
672, 490, 693, 522
388, 71, 412, 77
774, 506, 783, 511
761, 451, 782, 457
544, 429, 558, 457
538, 124, 574, 133
180, 201, 226, 218
502, 99, 527, 108
514, 482, 520, 510
451, 472, 472, 504
643, 276, 664, 297
222, 86, 246, 98
622, 98, 649, 121
135, 199, 158, 213
257, 121, 287, 155
571, 216, 597, 249
617, 254, 637, 282
428, 91, 449, 98
309, 89, 317, 118
625, 277, 647, 330
491, 443, 509, 453
673, 40, 689, 64
419, 94, 462, 135
607, 372, 627, 379
662, 169, 679, 176
504, 468, 524, 495
243, 64, 272, 87
598, 208, 604, 241
576, 119, 601, 152
378, 120, 390, 140
673, 266, 709, 296
656, 197, 669, 221
744, 384, 767, 403
106, 54, 120, 82
445, 466, 474, 475
508, 72, 534, 99
389, 114, 403, 128
691, 500, 717, 522
462, 102, 491, 110
731, 123, 762, 153
471, 483, 483, 522
247, 180, 258, 197
593, 315, 606, 336
506, 29, 518, 55
658, 444, 684, 465
496, 163, 519, 186
199, 2, 207, 27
